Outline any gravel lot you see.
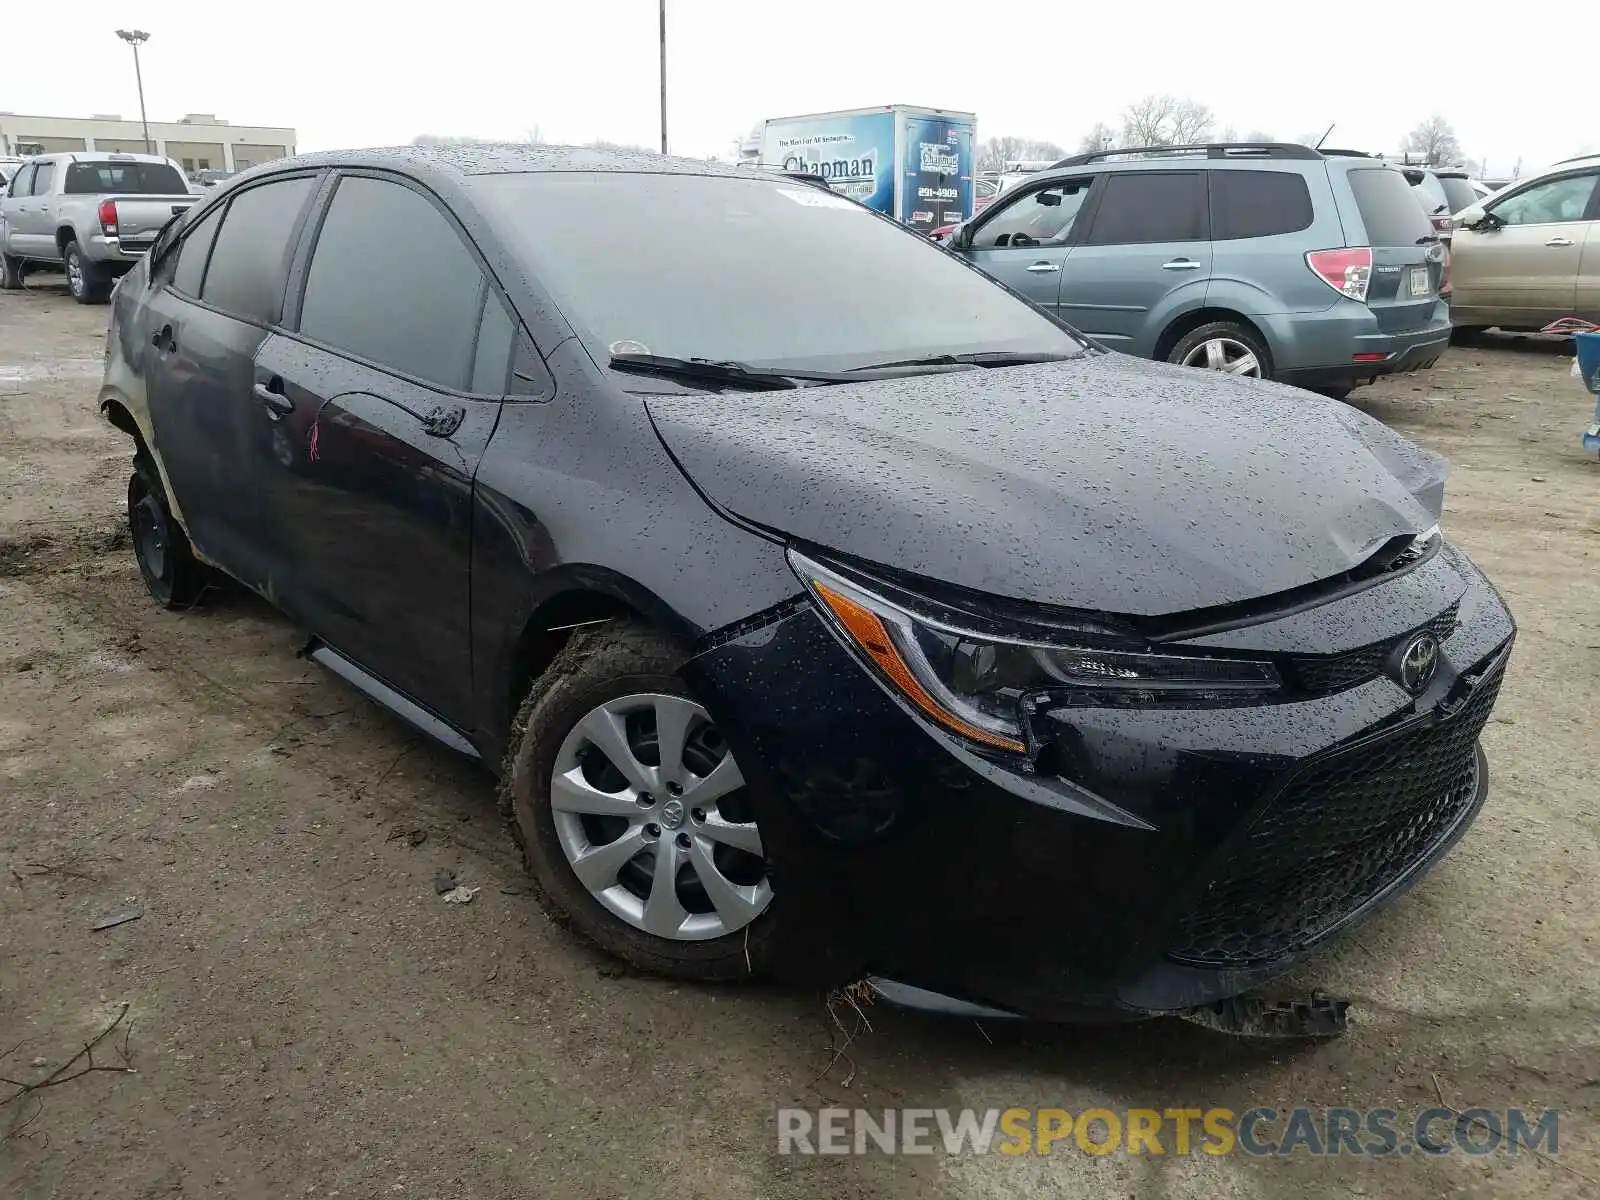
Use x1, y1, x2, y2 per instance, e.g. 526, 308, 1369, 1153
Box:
2, 279, 1596, 1199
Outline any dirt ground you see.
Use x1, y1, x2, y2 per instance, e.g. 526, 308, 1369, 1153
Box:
1, 278, 1595, 1200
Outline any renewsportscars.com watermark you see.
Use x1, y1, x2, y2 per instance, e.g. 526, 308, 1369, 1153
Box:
777, 1106, 1561, 1158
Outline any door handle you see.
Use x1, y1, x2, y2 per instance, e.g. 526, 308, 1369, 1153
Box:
1026, 261, 1061, 273
1162, 259, 1202, 270
252, 381, 294, 416
1546, 237, 1574, 247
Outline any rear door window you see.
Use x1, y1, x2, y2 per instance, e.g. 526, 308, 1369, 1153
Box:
31, 162, 56, 194
170, 207, 223, 297
1346, 168, 1434, 246
297, 175, 490, 391
1082, 172, 1205, 245
199, 176, 316, 324
1210, 170, 1314, 239
64, 161, 188, 194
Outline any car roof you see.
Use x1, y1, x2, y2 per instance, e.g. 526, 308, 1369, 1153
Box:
263, 144, 784, 185
28, 151, 173, 165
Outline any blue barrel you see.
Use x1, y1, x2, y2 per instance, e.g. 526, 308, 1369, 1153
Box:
1577, 331, 1600, 395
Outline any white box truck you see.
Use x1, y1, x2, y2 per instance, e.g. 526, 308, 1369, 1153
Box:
758, 104, 977, 235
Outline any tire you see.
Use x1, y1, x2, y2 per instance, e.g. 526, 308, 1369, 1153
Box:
1167, 321, 1273, 380
63, 239, 111, 304
128, 454, 205, 609
1312, 385, 1353, 401
0, 250, 21, 291
1450, 325, 1487, 344
498, 620, 780, 981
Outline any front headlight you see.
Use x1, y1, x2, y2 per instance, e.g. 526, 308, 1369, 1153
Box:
788, 549, 1281, 755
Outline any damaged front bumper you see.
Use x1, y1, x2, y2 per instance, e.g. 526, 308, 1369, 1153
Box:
681, 547, 1514, 1022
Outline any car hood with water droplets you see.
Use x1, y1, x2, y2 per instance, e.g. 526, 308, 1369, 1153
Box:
644, 352, 1447, 617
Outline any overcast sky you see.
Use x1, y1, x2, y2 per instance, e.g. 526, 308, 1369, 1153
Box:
12, 1, 1591, 176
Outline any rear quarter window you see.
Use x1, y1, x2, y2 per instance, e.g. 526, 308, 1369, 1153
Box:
1210, 170, 1314, 239
1345, 168, 1434, 246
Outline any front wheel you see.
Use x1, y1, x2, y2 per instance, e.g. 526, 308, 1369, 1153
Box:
499, 621, 780, 981
0, 250, 22, 290
63, 239, 111, 304
1168, 321, 1272, 380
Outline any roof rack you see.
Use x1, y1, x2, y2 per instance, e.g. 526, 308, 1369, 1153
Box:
1551, 152, 1600, 166
1051, 142, 1321, 168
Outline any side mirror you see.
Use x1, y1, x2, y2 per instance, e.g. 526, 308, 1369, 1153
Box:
950, 222, 973, 250
1457, 204, 1490, 230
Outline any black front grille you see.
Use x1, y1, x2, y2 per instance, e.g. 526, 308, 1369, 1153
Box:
1170, 655, 1502, 968
1287, 603, 1459, 696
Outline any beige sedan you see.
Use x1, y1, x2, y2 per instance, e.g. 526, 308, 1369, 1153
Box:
1448, 155, 1600, 331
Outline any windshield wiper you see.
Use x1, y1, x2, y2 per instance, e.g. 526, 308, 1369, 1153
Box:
849, 350, 1084, 371
608, 352, 868, 390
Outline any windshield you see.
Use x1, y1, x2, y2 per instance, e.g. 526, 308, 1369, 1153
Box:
470, 172, 1087, 372
64, 161, 188, 195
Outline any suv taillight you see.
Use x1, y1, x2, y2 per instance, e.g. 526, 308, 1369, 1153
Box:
98, 199, 119, 235
1440, 243, 1452, 297
1306, 247, 1372, 304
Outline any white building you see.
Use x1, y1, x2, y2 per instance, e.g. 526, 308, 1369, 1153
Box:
0, 112, 296, 174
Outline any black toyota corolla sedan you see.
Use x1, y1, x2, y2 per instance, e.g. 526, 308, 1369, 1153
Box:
99, 146, 1514, 1021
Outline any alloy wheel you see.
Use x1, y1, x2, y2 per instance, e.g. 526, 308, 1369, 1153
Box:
549, 693, 770, 941
1181, 337, 1262, 377
66, 249, 84, 298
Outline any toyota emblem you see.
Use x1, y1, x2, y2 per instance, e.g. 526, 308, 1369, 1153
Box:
1395, 633, 1441, 694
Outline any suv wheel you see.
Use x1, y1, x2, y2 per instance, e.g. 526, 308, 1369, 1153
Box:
499, 621, 779, 981
128, 454, 206, 608
63, 239, 111, 305
1169, 321, 1271, 380
0, 251, 22, 290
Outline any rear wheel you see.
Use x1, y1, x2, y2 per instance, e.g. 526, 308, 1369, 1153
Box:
0, 251, 22, 290
499, 621, 780, 981
63, 239, 111, 304
1168, 321, 1272, 380
128, 455, 205, 609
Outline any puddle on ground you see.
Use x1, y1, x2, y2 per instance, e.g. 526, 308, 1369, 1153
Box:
0, 359, 104, 385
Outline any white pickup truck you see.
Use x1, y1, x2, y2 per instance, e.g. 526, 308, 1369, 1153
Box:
0, 151, 198, 303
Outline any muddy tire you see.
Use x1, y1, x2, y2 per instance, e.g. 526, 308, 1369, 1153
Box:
64, 239, 111, 305
498, 620, 781, 981
128, 454, 205, 609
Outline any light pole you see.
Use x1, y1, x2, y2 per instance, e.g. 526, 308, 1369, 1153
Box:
115, 29, 152, 153
658, 0, 668, 155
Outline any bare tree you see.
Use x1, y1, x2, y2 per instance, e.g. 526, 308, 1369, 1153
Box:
977, 136, 1068, 172
1120, 95, 1214, 148
1077, 122, 1118, 155
1404, 116, 1463, 166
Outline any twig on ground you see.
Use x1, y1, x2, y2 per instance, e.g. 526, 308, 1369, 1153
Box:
811, 981, 878, 1089
1, 1003, 136, 1113
1430, 1072, 1595, 1185
359, 743, 416, 802
974, 1020, 993, 1045
21, 861, 100, 882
